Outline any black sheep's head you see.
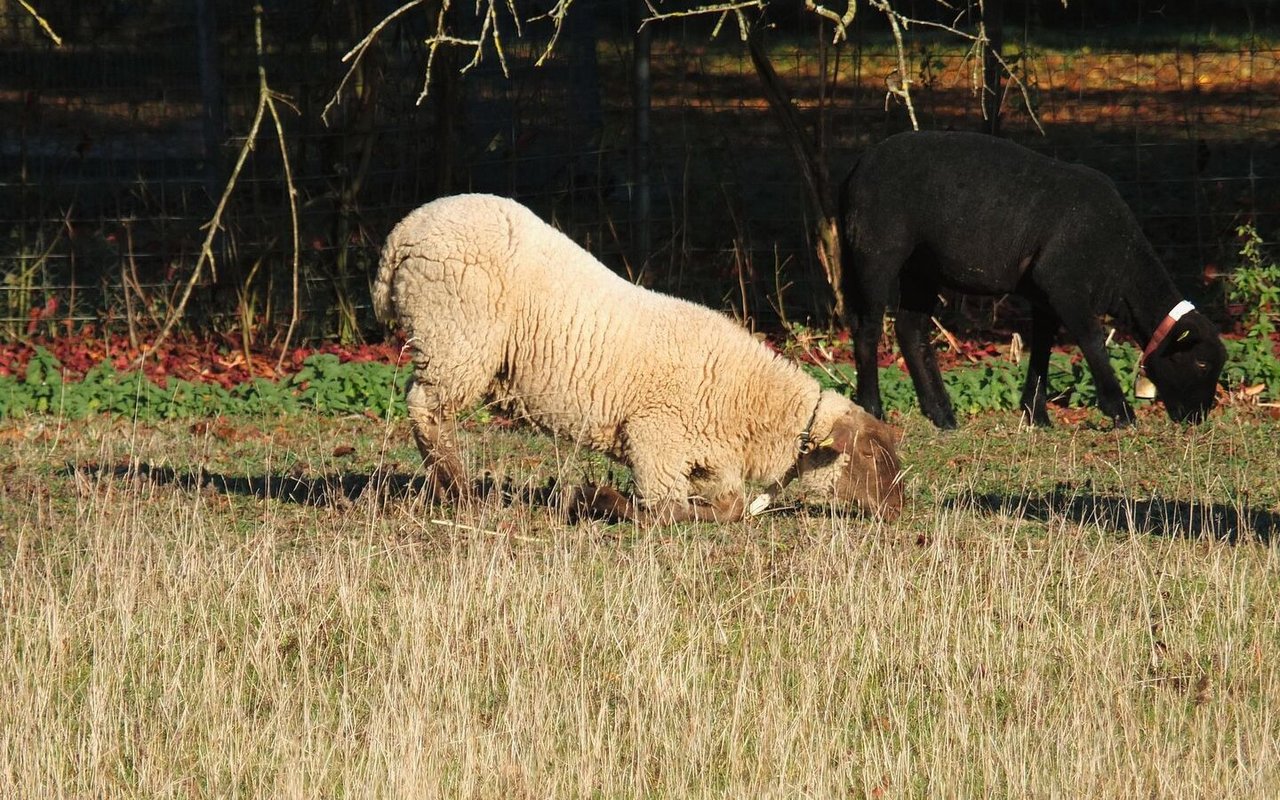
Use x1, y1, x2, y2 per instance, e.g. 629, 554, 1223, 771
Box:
1143, 312, 1226, 424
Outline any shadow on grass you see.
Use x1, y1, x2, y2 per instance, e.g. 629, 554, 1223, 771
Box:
69, 462, 565, 510
950, 486, 1276, 545
67, 462, 863, 524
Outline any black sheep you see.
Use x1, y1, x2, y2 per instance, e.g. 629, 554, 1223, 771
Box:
838, 130, 1225, 429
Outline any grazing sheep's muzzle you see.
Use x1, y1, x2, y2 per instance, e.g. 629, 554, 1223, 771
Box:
1165, 395, 1215, 425
837, 438, 904, 521
796, 408, 904, 520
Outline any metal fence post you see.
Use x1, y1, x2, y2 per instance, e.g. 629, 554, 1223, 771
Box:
195, 0, 225, 200
630, 0, 651, 276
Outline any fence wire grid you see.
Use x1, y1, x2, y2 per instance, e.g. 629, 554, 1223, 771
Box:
2, 1, 1278, 347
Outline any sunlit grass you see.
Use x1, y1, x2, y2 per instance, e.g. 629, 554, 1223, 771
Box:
1, 409, 1278, 797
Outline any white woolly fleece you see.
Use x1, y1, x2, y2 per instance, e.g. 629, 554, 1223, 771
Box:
373, 193, 864, 505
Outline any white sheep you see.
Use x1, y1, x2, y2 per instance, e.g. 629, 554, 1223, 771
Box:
373, 193, 903, 523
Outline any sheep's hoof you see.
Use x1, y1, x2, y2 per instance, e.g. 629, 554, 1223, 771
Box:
747, 493, 772, 517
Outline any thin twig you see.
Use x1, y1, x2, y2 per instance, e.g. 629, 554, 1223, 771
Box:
140, 92, 265, 366
805, 1, 857, 44
869, 0, 920, 130
266, 90, 302, 372
140, 4, 301, 368
932, 316, 978, 362
324, 0, 424, 124
19, 0, 62, 46
430, 519, 547, 544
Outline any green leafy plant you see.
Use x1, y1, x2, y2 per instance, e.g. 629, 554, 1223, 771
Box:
1222, 224, 1280, 399
1046, 343, 1143, 409
230, 377, 301, 417
0, 350, 408, 421
803, 341, 1147, 421
943, 358, 1023, 416
290, 353, 407, 416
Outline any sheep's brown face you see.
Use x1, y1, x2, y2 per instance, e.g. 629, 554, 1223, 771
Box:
795, 409, 904, 520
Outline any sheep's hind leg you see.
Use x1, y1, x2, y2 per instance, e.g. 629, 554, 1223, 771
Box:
405, 377, 472, 503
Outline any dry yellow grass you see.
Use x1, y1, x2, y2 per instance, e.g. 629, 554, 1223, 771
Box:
1, 412, 1278, 797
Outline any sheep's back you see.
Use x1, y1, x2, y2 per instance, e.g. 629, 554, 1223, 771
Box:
376, 194, 813, 461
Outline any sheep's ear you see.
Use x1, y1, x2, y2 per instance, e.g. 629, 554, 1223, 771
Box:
800, 435, 838, 456
826, 419, 859, 453
1165, 316, 1210, 354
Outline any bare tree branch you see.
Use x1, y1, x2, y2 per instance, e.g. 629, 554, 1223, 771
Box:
18, 0, 62, 46
897, 4, 1046, 134
531, 0, 575, 67
326, 0, 529, 108
805, 1, 856, 44
641, 1, 764, 40
324, 0, 425, 125
332, 1, 1046, 127
867, 0, 919, 130
142, 5, 302, 367
631, 1, 1043, 134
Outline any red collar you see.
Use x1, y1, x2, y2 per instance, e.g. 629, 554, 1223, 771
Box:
1140, 300, 1196, 368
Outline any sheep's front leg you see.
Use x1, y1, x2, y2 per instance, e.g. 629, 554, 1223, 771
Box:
571, 426, 747, 524
1053, 306, 1136, 427
570, 484, 746, 524
1020, 306, 1059, 427
853, 310, 886, 420
896, 308, 957, 429
405, 377, 472, 502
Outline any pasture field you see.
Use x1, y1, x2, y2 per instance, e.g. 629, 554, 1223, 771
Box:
2, 406, 1279, 797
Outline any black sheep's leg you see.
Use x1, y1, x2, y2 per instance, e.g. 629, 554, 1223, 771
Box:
896, 308, 957, 429
853, 310, 886, 419
1058, 312, 1136, 427
1020, 305, 1059, 426
847, 244, 910, 422
896, 263, 957, 429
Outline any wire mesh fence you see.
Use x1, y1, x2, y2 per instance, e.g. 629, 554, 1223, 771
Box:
2, 1, 1277, 347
